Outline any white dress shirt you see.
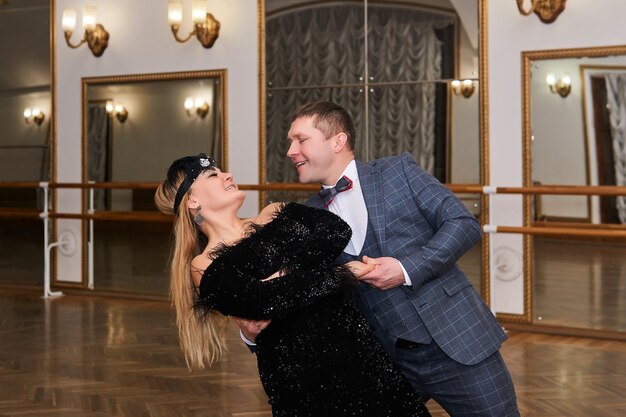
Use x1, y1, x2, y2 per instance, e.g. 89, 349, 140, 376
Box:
323, 160, 368, 256
325, 160, 412, 286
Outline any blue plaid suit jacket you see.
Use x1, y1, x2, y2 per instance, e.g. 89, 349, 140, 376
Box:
307, 152, 506, 365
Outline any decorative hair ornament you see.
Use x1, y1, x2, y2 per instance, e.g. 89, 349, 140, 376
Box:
168, 153, 218, 213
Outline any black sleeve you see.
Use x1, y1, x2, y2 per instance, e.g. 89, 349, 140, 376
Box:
195, 203, 354, 320
276, 203, 352, 270
197, 257, 351, 320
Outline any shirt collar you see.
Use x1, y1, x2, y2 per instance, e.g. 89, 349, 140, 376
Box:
322, 160, 357, 189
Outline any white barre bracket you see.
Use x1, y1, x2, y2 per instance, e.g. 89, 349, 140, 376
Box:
483, 224, 498, 234
482, 185, 498, 194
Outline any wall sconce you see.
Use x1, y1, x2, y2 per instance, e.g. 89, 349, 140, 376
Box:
23, 108, 45, 125
184, 97, 210, 118
450, 79, 475, 98
168, 1, 220, 48
516, 0, 566, 24
62, 6, 110, 57
546, 74, 571, 98
106, 101, 128, 123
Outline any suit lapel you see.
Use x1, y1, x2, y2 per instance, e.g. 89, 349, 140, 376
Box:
357, 160, 386, 253
306, 193, 326, 209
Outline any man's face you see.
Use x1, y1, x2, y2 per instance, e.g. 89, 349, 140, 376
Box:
286, 116, 337, 185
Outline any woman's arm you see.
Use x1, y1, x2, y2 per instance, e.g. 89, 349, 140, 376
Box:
196, 203, 354, 319
197, 258, 351, 320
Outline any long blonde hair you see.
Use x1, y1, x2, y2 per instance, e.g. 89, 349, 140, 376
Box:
155, 167, 228, 370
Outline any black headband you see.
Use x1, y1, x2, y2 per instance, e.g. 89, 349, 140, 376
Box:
168, 153, 218, 214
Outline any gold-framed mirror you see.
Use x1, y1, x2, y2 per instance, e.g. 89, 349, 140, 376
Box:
522, 45, 626, 334
80, 69, 227, 295
259, 0, 489, 297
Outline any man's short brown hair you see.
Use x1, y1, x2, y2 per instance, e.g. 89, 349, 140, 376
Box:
291, 101, 356, 151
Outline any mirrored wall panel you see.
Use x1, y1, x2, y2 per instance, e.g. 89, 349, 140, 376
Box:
262, 0, 483, 294
531, 54, 626, 224
525, 46, 626, 333
0, 0, 50, 287
81, 70, 226, 295
83, 70, 226, 211
264, 0, 479, 186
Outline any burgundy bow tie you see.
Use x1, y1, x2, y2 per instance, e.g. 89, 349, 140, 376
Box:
319, 175, 353, 207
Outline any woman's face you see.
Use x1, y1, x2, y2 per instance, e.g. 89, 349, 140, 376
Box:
187, 168, 245, 213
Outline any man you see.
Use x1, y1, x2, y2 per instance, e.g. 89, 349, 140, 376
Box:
240, 101, 519, 416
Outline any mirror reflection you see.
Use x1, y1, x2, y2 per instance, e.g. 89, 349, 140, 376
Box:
263, 0, 483, 293
264, 0, 479, 187
531, 55, 626, 224
82, 70, 226, 296
526, 47, 626, 334
83, 70, 226, 211
0, 0, 50, 288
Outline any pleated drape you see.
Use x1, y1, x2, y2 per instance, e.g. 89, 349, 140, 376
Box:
87, 104, 111, 210
605, 74, 626, 223
266, 4, 454, 183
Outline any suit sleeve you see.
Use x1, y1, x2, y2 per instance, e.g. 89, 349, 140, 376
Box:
396, 153, 482, 289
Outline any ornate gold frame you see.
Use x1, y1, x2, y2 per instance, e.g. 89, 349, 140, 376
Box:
478, 0, 491, 306
518, 44, 626, 324
79, 69, 228, 287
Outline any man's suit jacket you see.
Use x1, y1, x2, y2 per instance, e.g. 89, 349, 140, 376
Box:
307, 152, 506, 366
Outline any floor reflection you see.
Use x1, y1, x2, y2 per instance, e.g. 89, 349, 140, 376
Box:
3, 223, 625, 333
534, 237, 626, 332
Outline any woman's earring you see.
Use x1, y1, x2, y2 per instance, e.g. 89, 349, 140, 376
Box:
193, 207, 205, 225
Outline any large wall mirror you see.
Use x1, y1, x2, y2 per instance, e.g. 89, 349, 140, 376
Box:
260, 0, 485, 293
523, 45, 626, 334
81, 70, 227, 295
0, 0, 51, 287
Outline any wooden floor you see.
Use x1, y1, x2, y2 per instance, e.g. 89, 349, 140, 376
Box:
1, 288, 625, 417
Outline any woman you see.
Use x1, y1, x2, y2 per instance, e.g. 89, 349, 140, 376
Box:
155, 153, 430, 417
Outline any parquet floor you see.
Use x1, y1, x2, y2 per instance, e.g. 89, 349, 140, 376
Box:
1, 288, 625, 417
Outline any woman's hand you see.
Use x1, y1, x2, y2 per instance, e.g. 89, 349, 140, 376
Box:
261, 269, 285, 282
346, 260, 376, 278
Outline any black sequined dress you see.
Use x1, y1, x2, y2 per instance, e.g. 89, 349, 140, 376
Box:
197, 203, 430, 417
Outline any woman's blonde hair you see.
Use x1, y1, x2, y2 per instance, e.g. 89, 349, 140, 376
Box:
155, 165, 228, 370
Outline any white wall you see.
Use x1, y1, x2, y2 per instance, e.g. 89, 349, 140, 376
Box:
488, 0, 626, 315
55, 0, 259, 283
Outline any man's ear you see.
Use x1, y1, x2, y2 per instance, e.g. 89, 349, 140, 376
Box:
333, 132, 349, 153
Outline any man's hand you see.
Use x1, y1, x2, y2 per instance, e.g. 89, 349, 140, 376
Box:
357, 255, 405, 290
232, 316, 271, 343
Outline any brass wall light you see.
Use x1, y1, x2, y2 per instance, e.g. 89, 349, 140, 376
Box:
106, 101, 128, 123
168, 1, 220, 48
516, 0, 566, 24
450, 79, 475, 98
23, 108, 45, 125
62, 6, 110, 57
184, 97, 210, 118
546, 73, 571, 98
